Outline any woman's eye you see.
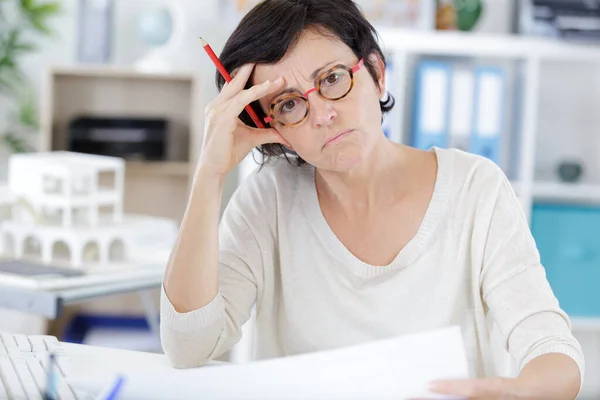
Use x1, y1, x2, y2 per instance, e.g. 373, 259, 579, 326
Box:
324, 73, 340, 85
281, 99, 297, 113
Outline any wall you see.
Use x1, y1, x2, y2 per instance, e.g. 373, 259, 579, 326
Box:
16, 0, 516, 121
10, 0, 515, 183
11, 2, 513, 135
12, 0, 242, 209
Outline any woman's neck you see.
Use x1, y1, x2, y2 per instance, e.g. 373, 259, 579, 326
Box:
315, 140, 411, 213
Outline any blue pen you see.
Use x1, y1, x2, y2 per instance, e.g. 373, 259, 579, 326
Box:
44, 353, 58, 400
103, 375, 125, 400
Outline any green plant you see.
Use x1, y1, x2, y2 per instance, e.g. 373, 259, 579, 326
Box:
0, 0, 60, 153
435, 0, 483, 31
454, 0, 483, 31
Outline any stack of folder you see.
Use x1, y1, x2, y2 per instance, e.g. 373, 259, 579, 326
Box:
410, 59, 506, 166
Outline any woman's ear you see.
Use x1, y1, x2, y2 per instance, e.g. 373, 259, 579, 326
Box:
368, 52, 386, 99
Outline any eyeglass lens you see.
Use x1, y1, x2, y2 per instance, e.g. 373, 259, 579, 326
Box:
272, 67, 353, 125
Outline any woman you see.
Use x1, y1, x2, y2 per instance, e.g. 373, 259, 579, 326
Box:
160, 0, 584, 398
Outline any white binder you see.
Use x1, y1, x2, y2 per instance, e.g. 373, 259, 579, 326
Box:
411, 60, 451, 151
448, 65, 475, 153
470, 66, 505, 164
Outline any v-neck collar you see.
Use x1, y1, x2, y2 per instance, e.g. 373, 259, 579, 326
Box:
297, 147, 453, 278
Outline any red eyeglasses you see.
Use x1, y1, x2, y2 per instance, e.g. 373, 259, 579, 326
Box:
264, 58, 364, 126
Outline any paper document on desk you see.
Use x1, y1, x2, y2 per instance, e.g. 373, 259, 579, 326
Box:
71, 326, 469, 400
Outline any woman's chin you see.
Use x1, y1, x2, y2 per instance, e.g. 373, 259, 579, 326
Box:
328, 149, 365, 172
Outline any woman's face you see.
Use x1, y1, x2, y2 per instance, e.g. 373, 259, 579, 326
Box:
253, 30, 386, 172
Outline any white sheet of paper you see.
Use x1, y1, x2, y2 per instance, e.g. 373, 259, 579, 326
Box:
71, 326, 469, 400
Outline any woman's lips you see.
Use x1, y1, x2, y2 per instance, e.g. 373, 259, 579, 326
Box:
323, 129, 353, 148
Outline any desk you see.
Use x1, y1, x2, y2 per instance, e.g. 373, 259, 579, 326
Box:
64, 342, 173, 375
63, 342, 175, 399
62, 342, 227, 399
0, 266, 164, 337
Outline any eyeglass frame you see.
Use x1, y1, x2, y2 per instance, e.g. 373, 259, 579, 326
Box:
263, 58, 365, 127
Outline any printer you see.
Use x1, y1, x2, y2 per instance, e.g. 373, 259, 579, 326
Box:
67, 115, 168, 161
517, 0, 600, 41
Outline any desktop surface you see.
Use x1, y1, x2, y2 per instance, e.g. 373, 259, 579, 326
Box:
62, 342, 229, 399
63, 342, 173, 375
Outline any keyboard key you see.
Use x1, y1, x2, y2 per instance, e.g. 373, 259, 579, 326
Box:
11, 356, 42, 399
44, 336, 66, 356
0, 332, 79, 400
13, 334, 32, 352
0, 356, 28, 399
7, 349, 22, 361
0, 334, 16, 350
28, 335, 49, 353
24, 353, 48, 394
0, 366, 7, 399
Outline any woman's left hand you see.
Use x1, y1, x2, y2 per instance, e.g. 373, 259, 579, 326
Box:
426, 377, 529, 400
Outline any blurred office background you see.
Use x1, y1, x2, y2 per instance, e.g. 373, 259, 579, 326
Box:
1, 0, 600, 397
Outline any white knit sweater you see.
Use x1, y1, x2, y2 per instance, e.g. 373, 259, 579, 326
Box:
160, 147, 584, 384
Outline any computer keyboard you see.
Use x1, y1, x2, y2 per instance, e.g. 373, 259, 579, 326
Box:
0, 332, 80, 399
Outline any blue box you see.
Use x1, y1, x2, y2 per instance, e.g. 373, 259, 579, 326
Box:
531, 203, 600, 317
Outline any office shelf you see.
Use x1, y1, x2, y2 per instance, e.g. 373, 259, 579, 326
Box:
571, 317, 600, 331
49, 65, 197, 82
509, 180, 521, 195
533, 181, 600, 204
368, 27, 600, 390
376, 27, 600, 62
378, 26, 600, 220
40, 65, 204, 223
125, 161, 190, 177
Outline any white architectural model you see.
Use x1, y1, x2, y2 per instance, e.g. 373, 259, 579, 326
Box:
9, 151, 124, 227
0, 151, 177, 270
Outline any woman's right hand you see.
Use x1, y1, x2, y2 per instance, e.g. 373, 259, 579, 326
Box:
198, 63, 289, 178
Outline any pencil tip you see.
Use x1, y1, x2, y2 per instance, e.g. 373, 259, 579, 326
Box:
199, 37, 207, 45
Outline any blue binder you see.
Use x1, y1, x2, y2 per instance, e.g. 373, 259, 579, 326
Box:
382, 57, 394, 140
470, 66, 505, 164
411, 60, 452, 150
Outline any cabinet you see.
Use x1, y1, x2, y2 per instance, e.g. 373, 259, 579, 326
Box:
531, 203, 600, 317
39, 66, 204, 223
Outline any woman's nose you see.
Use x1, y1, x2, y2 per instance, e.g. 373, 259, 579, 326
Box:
309, 95, 337, 128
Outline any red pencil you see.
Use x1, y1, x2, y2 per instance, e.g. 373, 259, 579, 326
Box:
200, 37, 266, 129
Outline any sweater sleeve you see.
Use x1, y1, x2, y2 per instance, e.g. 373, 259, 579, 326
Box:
160, 186, 265, 368
478, 164, 585, 389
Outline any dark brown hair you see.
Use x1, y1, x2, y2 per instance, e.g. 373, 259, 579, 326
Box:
215, 0, 395, 166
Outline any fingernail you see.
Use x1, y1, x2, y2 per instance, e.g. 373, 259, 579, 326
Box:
262, 80, 271, 86
274, 77, 284, 85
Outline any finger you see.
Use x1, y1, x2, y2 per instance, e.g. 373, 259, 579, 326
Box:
429, 378, 502, 398
218, 63, 255, 102
430, 379, 477, 397
230, 77, 285, 116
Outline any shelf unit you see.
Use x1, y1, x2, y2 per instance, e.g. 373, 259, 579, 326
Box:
376, 28, 600, 213
39, 66, 204, 223
376, 27, 600, 62
571, 317, 600, 332
533, 181, 600, 204
124, 161, 191, 177
377, 28, 600, 390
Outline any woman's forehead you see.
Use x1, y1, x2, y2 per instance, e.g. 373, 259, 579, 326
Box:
253, 31, 354, 84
